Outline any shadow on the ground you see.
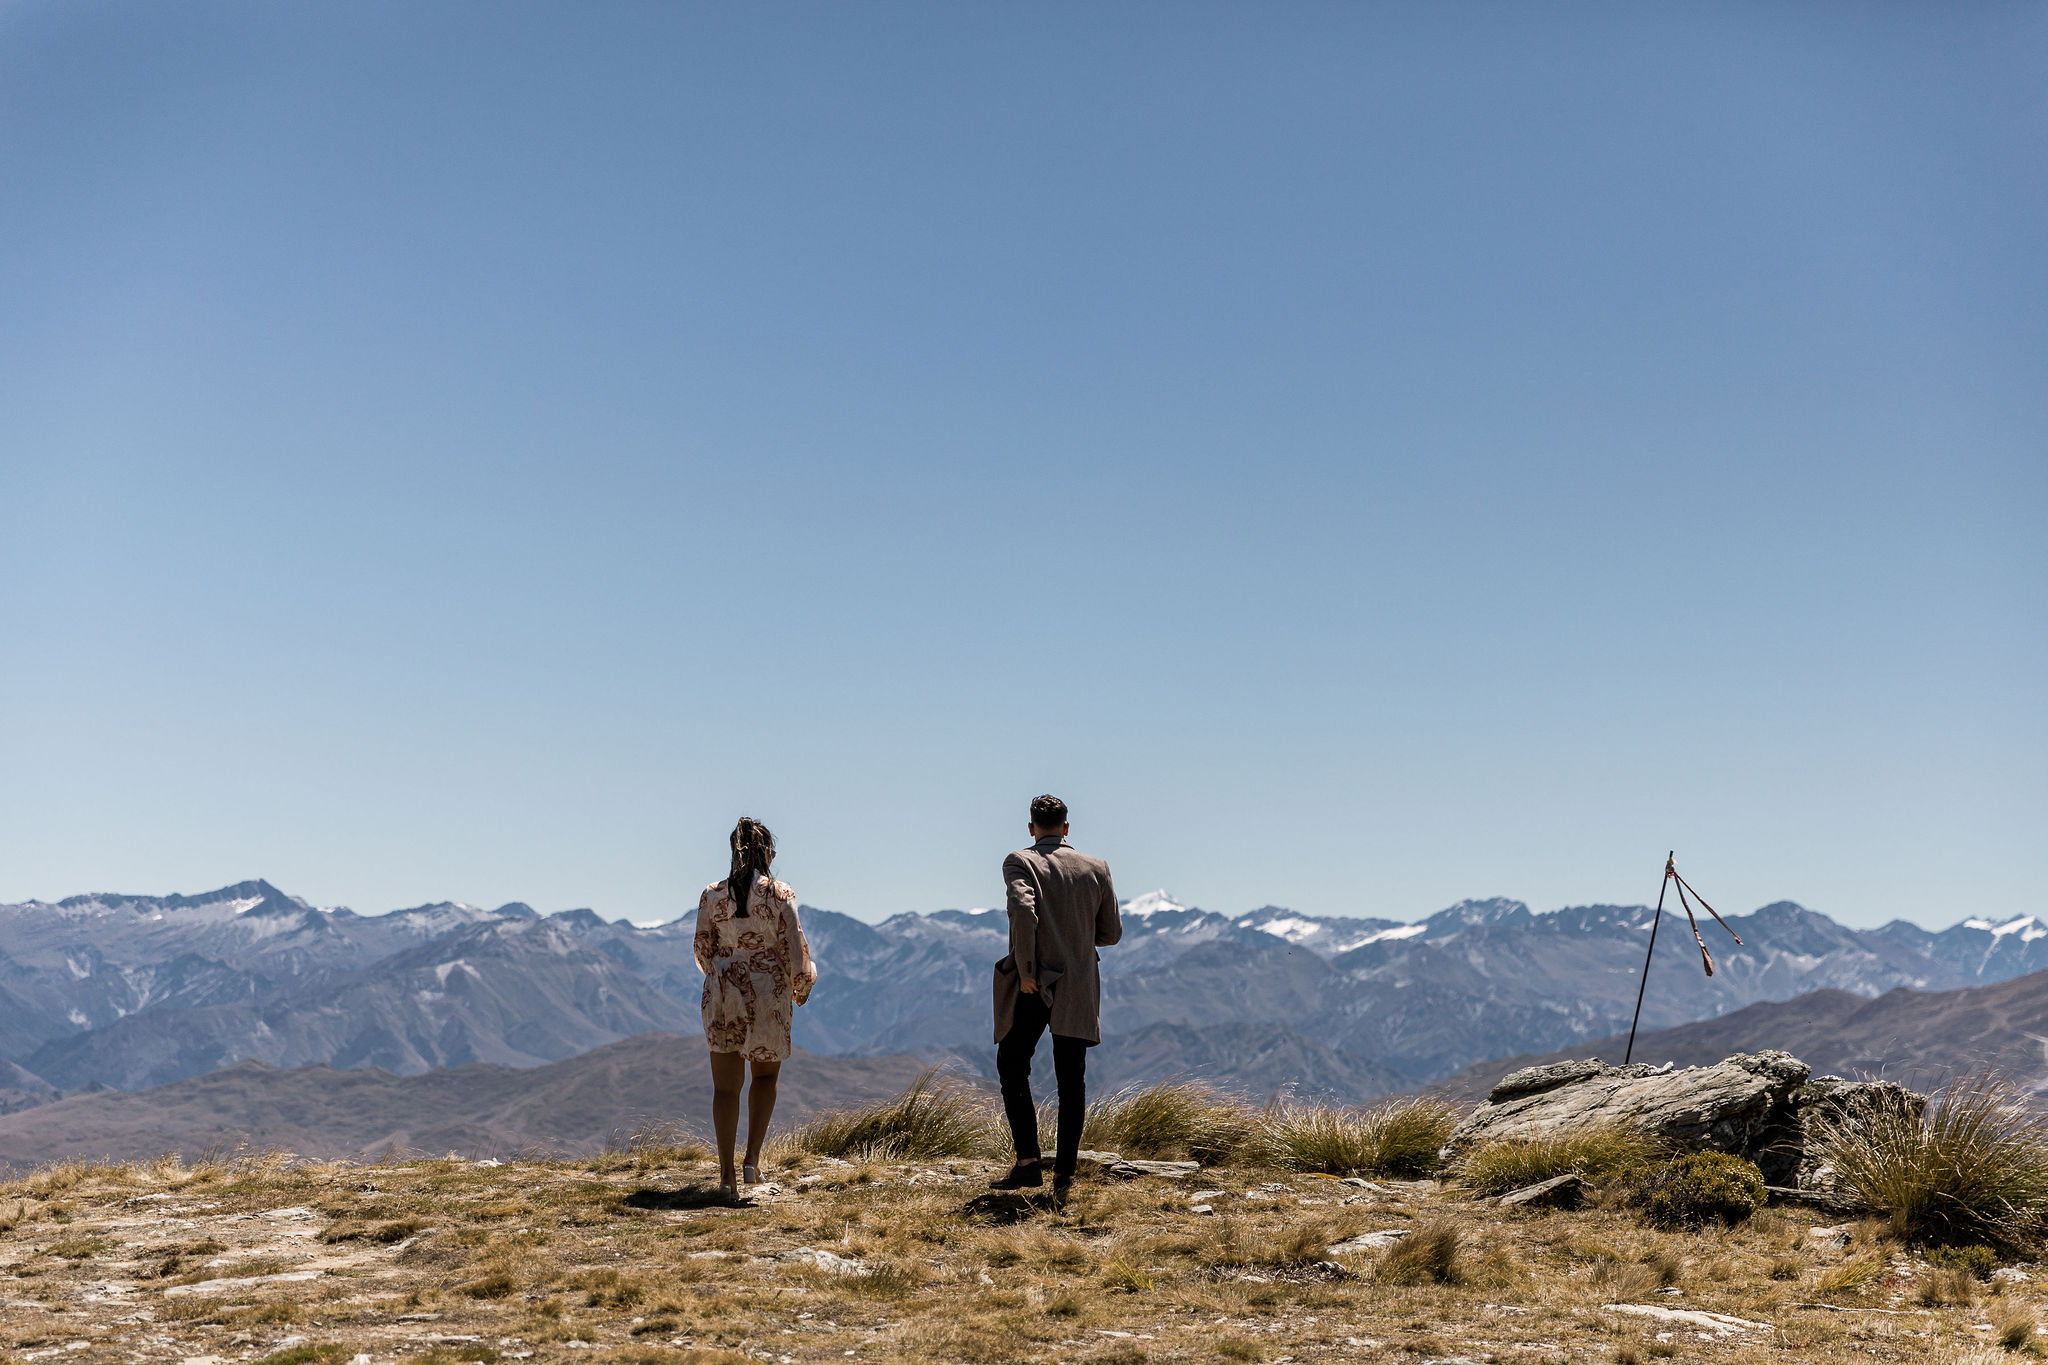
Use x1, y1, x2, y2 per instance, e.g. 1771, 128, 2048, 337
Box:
962, 1191, 1047, 1224
624, 1183, 749, 1210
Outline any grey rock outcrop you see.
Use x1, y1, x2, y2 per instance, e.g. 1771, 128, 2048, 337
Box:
1443, 1050, 1810, 1162
1440, 1050, 1920, 1193
1777, 1074, 1925, 1189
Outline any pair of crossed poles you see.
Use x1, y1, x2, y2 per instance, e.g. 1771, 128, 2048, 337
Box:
1623, 851, 1743, 1065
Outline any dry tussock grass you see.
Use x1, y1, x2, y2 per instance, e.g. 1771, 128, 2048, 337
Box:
1254, 1097, 1460, 1177
1812, 1073, 2048, 1251
777, 1068, 1001, 1161
1077, 1079, 1259, 1162
2, 1076, 2041, 1364
1454, 1121, 1664, 1195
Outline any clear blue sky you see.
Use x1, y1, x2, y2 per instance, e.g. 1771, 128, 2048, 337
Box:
2, 3, 2042, 929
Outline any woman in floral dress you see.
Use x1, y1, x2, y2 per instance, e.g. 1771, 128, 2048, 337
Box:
694, 816, 817, 1194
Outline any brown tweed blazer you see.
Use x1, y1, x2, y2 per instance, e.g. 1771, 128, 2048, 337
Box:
993, 836, 1122, 1045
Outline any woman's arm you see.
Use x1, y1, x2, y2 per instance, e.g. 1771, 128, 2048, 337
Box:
781, 886, 818, 1005
693, 887, 715, 975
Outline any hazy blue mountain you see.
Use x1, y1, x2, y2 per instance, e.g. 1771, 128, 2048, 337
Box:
2, 879, 2035, 1105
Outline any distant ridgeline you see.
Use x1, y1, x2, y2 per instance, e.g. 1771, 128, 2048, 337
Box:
2, 880, 2043, 1110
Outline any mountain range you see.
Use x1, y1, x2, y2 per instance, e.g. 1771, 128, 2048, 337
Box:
4, 879, 2044, 1109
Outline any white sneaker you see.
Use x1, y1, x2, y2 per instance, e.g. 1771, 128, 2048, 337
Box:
743, 1163, 761, 1185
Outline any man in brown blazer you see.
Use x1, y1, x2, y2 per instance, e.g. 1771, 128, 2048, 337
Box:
990, 794, 1122, 1195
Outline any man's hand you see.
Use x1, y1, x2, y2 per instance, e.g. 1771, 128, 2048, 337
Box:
1018, 976, 1039, 994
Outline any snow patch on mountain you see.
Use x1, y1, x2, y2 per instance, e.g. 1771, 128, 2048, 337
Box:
1247, 915, 1322, 943
1961, 915, 2047, 942
1122, 890, 1187, 917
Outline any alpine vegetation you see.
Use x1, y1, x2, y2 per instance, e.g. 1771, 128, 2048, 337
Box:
1254, 1096, 1462, 1178
1810, 1073, 2048, 1250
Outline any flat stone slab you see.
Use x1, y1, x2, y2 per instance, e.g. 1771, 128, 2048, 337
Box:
1329, 1230, 1410, 1254
1496, 1173, 1591, 1210
1604, 1303, 1771, 1335
1109, 1159, 1200, 1179
163, 1270, 323, 1297
773, 1247, 869, 1275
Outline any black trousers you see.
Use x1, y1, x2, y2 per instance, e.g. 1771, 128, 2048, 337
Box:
996, 991, 1089, 1179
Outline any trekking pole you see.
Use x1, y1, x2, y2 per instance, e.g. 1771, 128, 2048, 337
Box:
1623, 853, 1674, 1065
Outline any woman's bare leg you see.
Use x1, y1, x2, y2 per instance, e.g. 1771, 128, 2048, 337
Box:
709, 1050, 746, 1187
744, 1058, 782, 1172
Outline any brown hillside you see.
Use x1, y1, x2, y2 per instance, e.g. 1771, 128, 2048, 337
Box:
1436, 967, 2048, 1102
0, 1033, 929, 1169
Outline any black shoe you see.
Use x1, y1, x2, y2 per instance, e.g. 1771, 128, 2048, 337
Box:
989, 1160, 1043, 1190
1051, 1173, 1073, 1203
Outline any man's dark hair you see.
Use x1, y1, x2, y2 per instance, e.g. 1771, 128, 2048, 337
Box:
1030, 794, 1068, 829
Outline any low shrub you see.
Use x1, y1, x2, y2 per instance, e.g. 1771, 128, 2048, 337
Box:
1636, 1152, 1766, 1228
1257, 1097, 1461, 1178
1927, 1243, 1999, 1279
1455, 1122, 1662, 1195
778, 1069, 999, 1161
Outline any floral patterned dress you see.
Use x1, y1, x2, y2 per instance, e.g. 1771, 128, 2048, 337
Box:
694, 874, 817, 1062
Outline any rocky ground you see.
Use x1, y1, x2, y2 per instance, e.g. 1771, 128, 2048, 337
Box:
0, 1147, 2038, 1365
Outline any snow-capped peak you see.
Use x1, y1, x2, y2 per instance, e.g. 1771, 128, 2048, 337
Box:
1122, 889, 1187, 917
1960, 915, 2047, 942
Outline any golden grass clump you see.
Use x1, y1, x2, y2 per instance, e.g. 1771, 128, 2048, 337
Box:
1915, 1266, 1975, 1307
1255, 1212, 1368, 1266
1101, 1256, 1153, 1292
779, 1068, 999, 1161
1075, 1080, 1258, 1162
1927, 1243, 1999, 1278
1815, 1250, 1887, 1297
1811, 1074, 2048, 1251
1375, 1220, 1462, 1285
252, 1346, 355, 1365
1255, 1096, 1460, 1178
1995, 1304, 2039, 1353
1454, 1122, 1663, 1195
599, 1118, 711, 1169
